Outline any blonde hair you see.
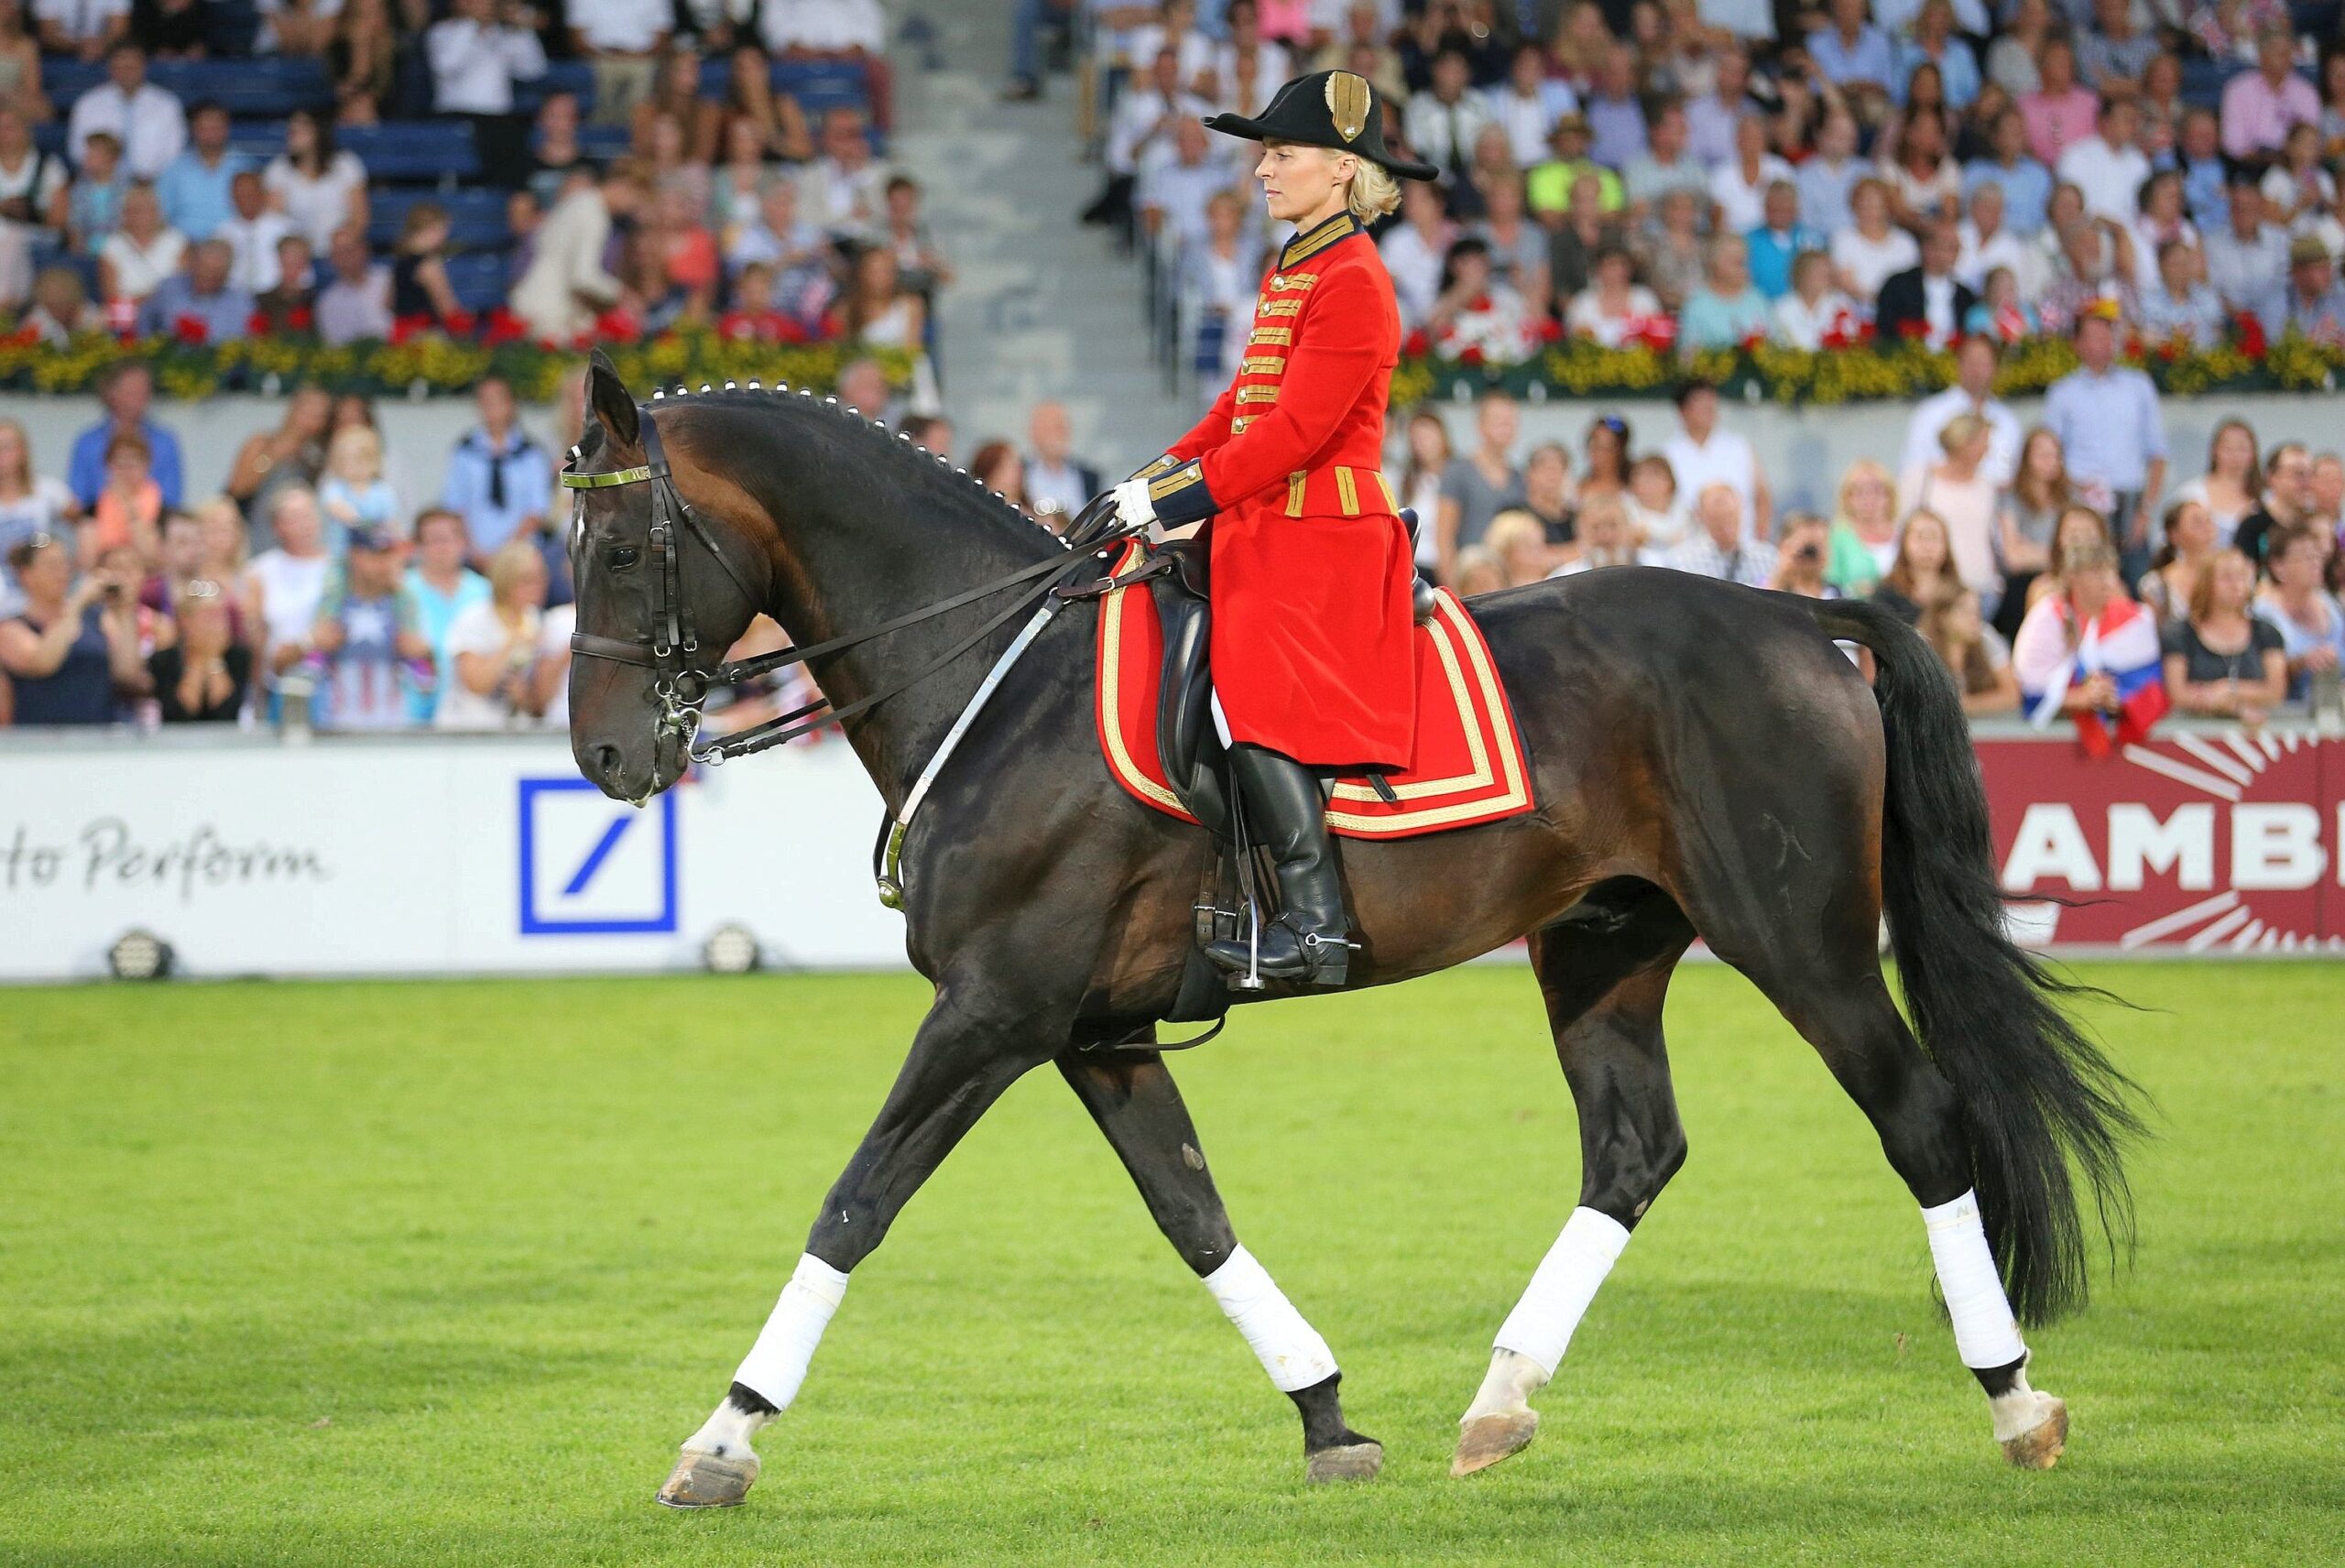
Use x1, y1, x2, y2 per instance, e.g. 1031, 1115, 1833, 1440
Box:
1347, 158, 1402, 222
487, 538, 545, 603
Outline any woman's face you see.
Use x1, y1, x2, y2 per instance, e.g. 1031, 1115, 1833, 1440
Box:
2048, 184, 2084, 229
2171, 502, 2214, 553
1955, 427, 1991, 469
2025, 433, 2062, 481
1587, 424, 1621, 474
0, 425, 23, 479
289, 387, 333, 438
2273, 537, 2324, 589
2208, 552, 2253, 610
199, 509, 241, 566
2057, 513, 2102, 558
1854, 184, 1886, 230
2147, 177, 2182, 222
418, 517, 465, 572
2069, 562, 2116, 614
17, 540, 67, 597
1847, 470, 1892, 524
288, 113, 316, 159
333, 396, 372, 433
2215, 424, 2254, 477
276, 494, 322, 552
1409, 415, 1447, 463
505, 551, 548, 610
1906, 517, 1949, 571
725, 115, 762, 164
1947, 592, 1981, 639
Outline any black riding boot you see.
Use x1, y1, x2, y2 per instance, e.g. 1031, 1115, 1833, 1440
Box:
1206, 743, 1353, 987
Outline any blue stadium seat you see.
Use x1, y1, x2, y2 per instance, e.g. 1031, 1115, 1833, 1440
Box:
228, 119, 289, 162
369, 188, 512, 252
47, 58, 333, 116
341, 121, 483, 183
576, 125, 632, 162
442, 250, 515, 311
515, 60, 598, 114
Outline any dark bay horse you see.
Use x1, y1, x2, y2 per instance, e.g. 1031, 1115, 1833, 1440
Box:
560, 358, 2139, 1506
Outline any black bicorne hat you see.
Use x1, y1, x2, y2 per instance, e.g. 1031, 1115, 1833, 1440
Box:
1202, 70, 1440, 184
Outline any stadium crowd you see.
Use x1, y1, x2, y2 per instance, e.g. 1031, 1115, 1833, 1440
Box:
1072, 0, 2345, 371
0, 0, 942, 372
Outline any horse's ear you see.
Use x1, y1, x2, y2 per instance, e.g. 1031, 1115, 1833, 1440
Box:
585, 349, 639, 451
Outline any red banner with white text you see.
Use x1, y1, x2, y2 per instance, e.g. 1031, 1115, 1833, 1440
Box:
1976, 730, 2340, 952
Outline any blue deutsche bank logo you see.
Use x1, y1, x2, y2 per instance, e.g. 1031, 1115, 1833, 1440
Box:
518, 778, 679, 934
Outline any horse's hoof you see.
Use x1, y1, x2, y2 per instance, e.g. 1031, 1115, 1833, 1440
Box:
656, 1447, 759, 1508
2000, 1396, 2068, 1470
1451, 1409, 1538, 1477
1305, 1440, 1384, 1484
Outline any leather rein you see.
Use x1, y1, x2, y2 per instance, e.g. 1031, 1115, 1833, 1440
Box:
560, 405, 1140, 768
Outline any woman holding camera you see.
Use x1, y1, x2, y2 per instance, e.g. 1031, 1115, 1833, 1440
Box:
0, 532, 147, 724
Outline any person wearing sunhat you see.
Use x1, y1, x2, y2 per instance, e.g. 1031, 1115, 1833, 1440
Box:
2283, 233, 2345, 345
1106, 69, 1436, 991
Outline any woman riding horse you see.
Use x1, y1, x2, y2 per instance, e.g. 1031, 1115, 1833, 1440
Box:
1107, 71, 1439, 990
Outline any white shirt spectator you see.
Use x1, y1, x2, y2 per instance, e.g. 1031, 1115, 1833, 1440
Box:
264, 148, 367, 252
34, 0, 127, 48
1901, 385, 2023, 488
0, 147, 68, 223
758, 0, 887, 52
66, 80, 186, 180
1565, 285, 1664, 346
2056, 135, 2151, 223
1830, 224, 1919, 306
256, 0, 344, 52
1663, 426, 1761, 538
249, 546, 331, 681
1769, 287, 1859, 349
1403, 91, 1498, 176
1213, 38, 1290, 103
571, 0, 671, 52
511, 181, 619, 342
1107, 86, 1211, 177
435, 601, 564, 730
1482, 79, 1577, 168
1126, 21, 1216, 81
1955, 216, 2029, 292
220, 207, 295, 293
1710, 153, 1794, 235
1378, 222, 1449, 330
1138, 147, 1240, 254
97, 224, 184, 299
317, 259, 392, 343
427, 16, 549, 115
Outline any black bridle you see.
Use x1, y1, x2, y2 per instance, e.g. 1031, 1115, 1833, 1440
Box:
561, 402, 1139, 767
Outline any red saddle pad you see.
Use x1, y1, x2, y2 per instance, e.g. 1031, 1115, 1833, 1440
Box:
1093, 544, 1537, 839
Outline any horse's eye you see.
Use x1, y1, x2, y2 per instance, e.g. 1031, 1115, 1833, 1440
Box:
607, 546, 640, 570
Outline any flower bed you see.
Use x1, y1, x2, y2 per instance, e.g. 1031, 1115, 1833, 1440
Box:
1385, 331, 2345, 408
0, 328, 917, 404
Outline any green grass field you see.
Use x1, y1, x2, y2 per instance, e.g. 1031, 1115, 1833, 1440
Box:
3, 963, 2340, 1566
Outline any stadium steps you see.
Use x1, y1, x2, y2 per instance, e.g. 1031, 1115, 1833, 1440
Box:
889, 0, 1193, 473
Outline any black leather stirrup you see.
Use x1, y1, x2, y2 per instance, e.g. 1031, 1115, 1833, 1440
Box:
1205, 744, 1354, 988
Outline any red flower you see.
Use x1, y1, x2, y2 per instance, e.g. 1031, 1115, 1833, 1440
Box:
388, 312, 433, 345
483, 308, 527, 345
286, 306, 313, 333
592, 308, 642, 343
1402, 328, 1430, 356
1538, 316, 1563, 343
1457, 343, 1486, 365
247, 310, 270, 336
1739, 330, 1765, 351
172, 314, 208, 345
2236, 311, 2268, 357
445, 309, 476, 336
4, 323, 36, 347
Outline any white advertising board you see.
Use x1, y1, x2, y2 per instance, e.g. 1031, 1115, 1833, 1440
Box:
0, 735, 905, 981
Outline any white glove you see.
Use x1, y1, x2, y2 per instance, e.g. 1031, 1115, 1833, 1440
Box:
1108, 476, 1159, 534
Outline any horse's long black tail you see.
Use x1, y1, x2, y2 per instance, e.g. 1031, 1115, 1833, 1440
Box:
1809, 598, 2145, 1326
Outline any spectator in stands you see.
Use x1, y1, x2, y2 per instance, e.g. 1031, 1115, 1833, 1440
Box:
435, 536, 556, 730
0, 3, 47, 118
2056, 97, 2148, 226
1964, 105, 2052, 239
256, 0, 335, 56
1806, 0, 1892, 103
708, 110, 774, 237
2136, 498, 2218, 627
1874, 219, 1971, 346
0, 103, 67, 247
725, 174, 831, 331
1019, 401, 1096, 523
1663, 376, 1770, 540
67, 42, 183, 180
1543, 170, 1621, 303
1742, 180, 1816, 302
834, 356, 889, 421
1622, 100, 1706, 228
2012, 538, 2164, 733
136, 234, 247, 342
313, 223, 389, 343
1829, 177, 1917, 313
2283, 234, 2345, 345
895, 413, 951, 458
2256, 522, 2345, 702
2162, 547, 2287, 721
1957, 178, 2028, 294
510, 166, 633, 343
1679, 233, 1770, 349
1682, 44, 1751, 168
94, 179, 180, 314
1138, 114, 1235, 250
155, 101, 241, 242
317, 424, 398, 549
527, 91, 590, 211
2308, 454, 2344, 530
2134, 239, 2224, 348
329, 0, 396, 124
1207, 0, 1289, 118
64, 359, 179, 514
305, 525, 428, 730
834, 243, 922, 350
2173, 419, 2260, 547
1527, 113, 1620, 223
1404, 49, 1494, 187
2260, 123, 2333, 230
83, 425, 159, 566
136, 505, 202, 616
570, 0, 671, 128
1880, 105, 1961, 231
18, 264, 90, 343
1580, 41, 1648, 172
803, 104, 887, 242
224, 384, 330, 528
2045, 306, 2166, 573
2076, 0, 2154, 98
1557, 490, 1658, 572
1436, 391, 1523, 576
1898, 336, 2018, 490
2201, 173, 2287, 327
0, 419, 73, 617
219, 170, 295, 295
387, 201, 463, 329
429, 0, 547, 187
134, 0, 211, 58
2220, 22, 2319, 169
1380, 178, 1455, 331
1472, 175, 1548, 310
2234, 441, 2312, 572
263, 109, 367, 254
720, 43, 813, 163
2166, 107, 2228, 234
1087, 50, 1199, 234
442, 374, 551, 561
1921, 583, 2020, 713
1519, 441, 1576, 549
0, 533, 143, 723
1786, 108, 1857, 239
1578, 413, 1629, 507
38, 0, 127, 61
403, 505, 487, 722
249, 484, 332, 710
252, 234, 316, 332
2127, 170, 2197, 294
1666, 482, 1772, 584
1482, 509, 1555, 586
1484, 40, 1570, 168
2018, 37, 2095, 170
1766, 513, 1837, 600
1769, 246, 1856, 347
65, 128, 126, 255
1623, 450, 1682, 549
1638, 186, 1706, 313
1426, 235, 1537, 364
1824, 458, 1898, 594
762, 0, 889, 131
1565, 242, 1661, 346
147, 576, 248, 723
1870, 506, 1957, 624
968, 439, 1029, 515
1899, 412, 2002, 609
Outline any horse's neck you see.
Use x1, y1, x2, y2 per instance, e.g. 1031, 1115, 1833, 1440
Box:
764, 474, 1063, 811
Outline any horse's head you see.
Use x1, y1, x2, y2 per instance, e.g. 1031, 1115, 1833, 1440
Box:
565, 353, 769, 802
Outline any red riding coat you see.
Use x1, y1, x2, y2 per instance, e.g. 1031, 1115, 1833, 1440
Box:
1140, 210, 1418, 769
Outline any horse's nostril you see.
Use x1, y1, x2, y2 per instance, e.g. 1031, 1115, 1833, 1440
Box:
593, 745, 624, 781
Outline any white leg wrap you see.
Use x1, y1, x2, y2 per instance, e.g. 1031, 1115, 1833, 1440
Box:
1922, 1190, 2028, 1370
1492, 1207, 1631, 1378
1201, 1246, 1338, 1393
732, 1253, 850, 1411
